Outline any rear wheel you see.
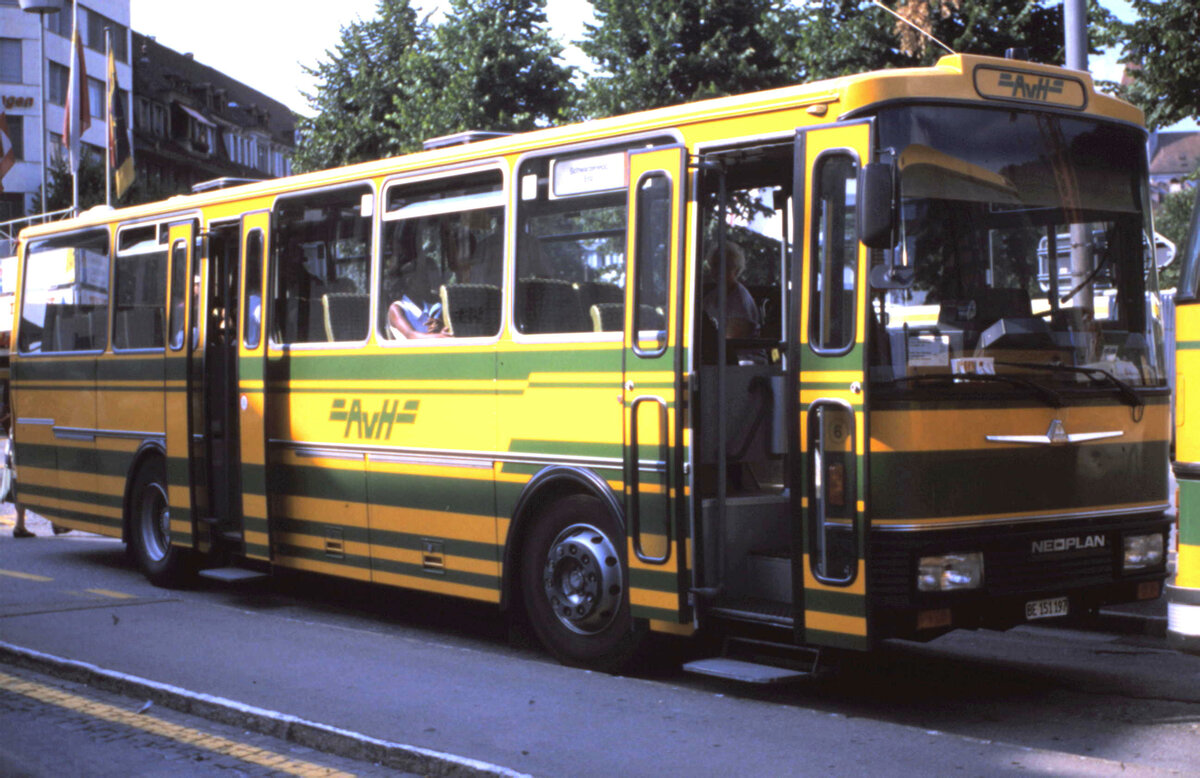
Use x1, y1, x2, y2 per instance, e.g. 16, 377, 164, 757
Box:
130, 459, 191, 587
521, 494, 644, 673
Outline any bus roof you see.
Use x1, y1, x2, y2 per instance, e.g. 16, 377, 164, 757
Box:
16, 53, 1143, 242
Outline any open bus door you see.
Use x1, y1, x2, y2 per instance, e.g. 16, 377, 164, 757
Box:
164, 221, 200, 552
794, 123, 871, 651
236, 212, 271, 563
623, 146, 689, 621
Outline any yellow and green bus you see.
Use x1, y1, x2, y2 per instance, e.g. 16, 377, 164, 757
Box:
1170, 186, 1200, 654
10, 52, 1173, 676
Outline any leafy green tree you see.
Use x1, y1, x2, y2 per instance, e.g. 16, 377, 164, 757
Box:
1102, 0, 1200, 129
294, 0, 575, 173
429, 0, 575, 133
293, 0, 435, 171
578, 0, 801, 117
35, 152, 106, 214
789, 0, 1109, 81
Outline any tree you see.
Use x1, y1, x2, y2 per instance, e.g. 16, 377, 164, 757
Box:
1102, 0, 1200, 129
578, 0, 801, 118
293, 0, 575, 173
35, 152, 105, 214
427, 0, 575, 134
788, 0, 1108, 81
293, 0, 435, 171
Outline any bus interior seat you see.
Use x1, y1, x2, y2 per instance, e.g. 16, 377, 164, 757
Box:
439, 284, 501, 337
322, 293, 370, 342
577, 281, 623, 312
589, 302, 623, 332
116, 307, 165, 349
516, 278, 589, 334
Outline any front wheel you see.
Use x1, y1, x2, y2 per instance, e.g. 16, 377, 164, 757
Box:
129, 459, 192, 587
521, 495, 644, 673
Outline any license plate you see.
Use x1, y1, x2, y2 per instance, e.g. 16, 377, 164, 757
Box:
1025, 596, 1069, 620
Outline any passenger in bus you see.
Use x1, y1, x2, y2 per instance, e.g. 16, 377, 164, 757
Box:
703, 241, 764, 363
383, 234, 447, 339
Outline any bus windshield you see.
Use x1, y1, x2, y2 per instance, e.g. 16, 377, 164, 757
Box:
869, 105, 1165, 393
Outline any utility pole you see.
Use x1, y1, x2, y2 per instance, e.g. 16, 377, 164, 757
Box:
1064, 0, 1092, 315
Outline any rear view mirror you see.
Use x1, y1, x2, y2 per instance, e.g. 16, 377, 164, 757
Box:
1153, 232, 1176, 269
857, 162, 895, 249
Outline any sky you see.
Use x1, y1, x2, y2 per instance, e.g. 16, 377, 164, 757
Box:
127, 0, 1193, 130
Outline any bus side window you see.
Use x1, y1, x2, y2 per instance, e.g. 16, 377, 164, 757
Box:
514, 152, 627, 336
379, 170, 504, 341
270, 184, 373, 345
114, 225, 167, 351
19, 229, 110, 354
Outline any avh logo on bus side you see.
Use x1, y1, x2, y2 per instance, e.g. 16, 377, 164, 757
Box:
997, 72, 1064, 102
329, 398, 419, 440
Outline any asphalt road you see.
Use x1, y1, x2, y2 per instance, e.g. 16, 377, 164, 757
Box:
3, 510, 1199, 777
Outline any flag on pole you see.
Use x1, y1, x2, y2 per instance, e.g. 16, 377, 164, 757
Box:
107, 47, 134, 199
63, 5, 91, 175
0, 110, 15, 193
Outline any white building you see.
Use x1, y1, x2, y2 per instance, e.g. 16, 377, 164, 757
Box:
0, 0, 132, 222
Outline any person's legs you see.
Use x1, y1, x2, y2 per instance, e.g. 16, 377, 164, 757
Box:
13, 505, 33, 538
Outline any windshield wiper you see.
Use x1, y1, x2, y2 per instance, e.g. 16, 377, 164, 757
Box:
996, 361, 1144, 410
883, 373, 1063, 408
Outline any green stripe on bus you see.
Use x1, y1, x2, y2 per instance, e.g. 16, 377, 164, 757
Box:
869, 442, 1167, 520
804, 628, 869, 651
1178, 479, 1200, 545
19, 500, 122, 530
17, 482, 124, 510
804, 588, 866, 617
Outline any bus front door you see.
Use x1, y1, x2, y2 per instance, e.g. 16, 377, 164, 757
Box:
794, 123, 870, 651
623, 146, 688, 623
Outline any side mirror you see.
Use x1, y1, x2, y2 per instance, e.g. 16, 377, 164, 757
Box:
1153, 232, 1176, 269
857, 162, 895, 249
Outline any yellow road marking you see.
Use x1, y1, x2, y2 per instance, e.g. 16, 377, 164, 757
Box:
85, 588, 136, 600
0, 569, 53, 582
0, 671, 354, 777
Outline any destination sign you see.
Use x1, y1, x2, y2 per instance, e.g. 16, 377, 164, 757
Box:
973, 66, 1087, 110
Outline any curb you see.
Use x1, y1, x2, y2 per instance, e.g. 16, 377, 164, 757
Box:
1093, 606, 1168, 638
0, 641, 529, 778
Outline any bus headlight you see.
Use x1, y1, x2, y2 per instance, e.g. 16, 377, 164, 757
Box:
917, 553, 984, 592
1123, 533, 1164, 571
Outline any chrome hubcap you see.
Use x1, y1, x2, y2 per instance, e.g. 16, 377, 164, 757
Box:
542, 523, 622, 635
140, 482, 170, 562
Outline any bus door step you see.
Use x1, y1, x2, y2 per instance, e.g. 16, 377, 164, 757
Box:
682, 638, 821, 684
197, 567, 268, 583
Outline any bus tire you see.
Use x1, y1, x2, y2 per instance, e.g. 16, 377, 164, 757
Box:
521, 494, 644, 673
129, 459, 191, 587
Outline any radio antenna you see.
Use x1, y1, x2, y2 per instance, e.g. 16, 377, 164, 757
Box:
871, 0, 957, 57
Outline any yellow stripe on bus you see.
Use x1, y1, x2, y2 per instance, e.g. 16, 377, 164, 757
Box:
1178, 543, 1200, 590
805, 610, 867, 636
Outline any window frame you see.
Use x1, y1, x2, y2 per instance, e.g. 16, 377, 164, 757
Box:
376, 163, 508, 348
112, 222, 169, 353
807, 149, 861, 357
18, 227, 112, 356
267, 180, 377, 349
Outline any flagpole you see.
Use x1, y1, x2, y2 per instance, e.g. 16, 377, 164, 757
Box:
105, 26, 112, 207
70, 0, 78, 214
